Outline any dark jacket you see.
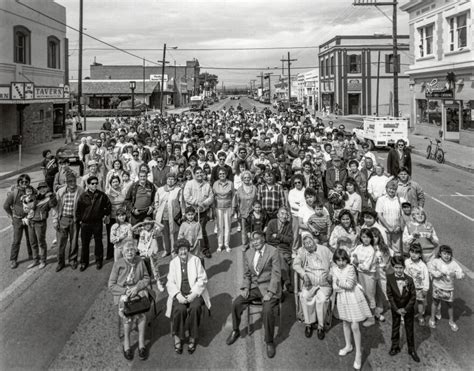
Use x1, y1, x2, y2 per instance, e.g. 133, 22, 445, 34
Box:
124, 180, 156, 213
265, 219, 293, 256
151, 165, 171, 188
387, 148, 412, 177
325, 167, 348, 190
31, 192, 58, 221
386, 273, 416, 313
3, 186, 29, 218
76, 189, 111, 224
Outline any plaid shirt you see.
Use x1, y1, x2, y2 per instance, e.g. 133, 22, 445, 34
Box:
257, 183, 286, 215
62, 189, 75, 217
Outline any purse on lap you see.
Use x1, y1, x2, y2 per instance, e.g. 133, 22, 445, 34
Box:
123, 292, 151, 317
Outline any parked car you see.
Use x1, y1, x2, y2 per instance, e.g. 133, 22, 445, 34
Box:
190, 96, 204, 111
117, 99, 147, 111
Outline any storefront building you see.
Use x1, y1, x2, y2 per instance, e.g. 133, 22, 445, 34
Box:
0, 1, 68, 146
318, 35, 411, 117
401, 0, 474, 146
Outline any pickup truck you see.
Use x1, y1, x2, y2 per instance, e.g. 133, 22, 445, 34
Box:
352, 116, 409, 149
190, 96, 204, 111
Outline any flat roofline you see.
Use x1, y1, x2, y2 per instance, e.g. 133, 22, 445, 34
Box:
319, 35, 409, 49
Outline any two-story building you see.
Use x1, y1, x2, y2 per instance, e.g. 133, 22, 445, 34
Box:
0, 0, 68, 146
318, 35, 411, 117
401, 0, 473, 146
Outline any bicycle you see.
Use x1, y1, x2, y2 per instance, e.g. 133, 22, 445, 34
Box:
425, 137, 445, 163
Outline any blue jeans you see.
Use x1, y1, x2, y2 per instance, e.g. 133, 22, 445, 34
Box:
28, 220, 47, 263
10, 217, 32, 262
57, 216, 80, 265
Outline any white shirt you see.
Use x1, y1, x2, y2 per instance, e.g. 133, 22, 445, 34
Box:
368, 175, 390, 201
288, 188, 306, 217
376, 195, 402, 228
253, 246, 265, 273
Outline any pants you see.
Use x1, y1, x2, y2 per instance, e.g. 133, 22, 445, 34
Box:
291, 215, 299, 253
57, 216, 80, 265
358, 271, 376, 309
10, 217, 32, 262
231, 287, 279, 343
278, 251, 292, 285
161, 219, 178, 254
300, 286, 332, 325
80, 222, 104, 266
216, 208, 232, 248
172, 296, 204, 340
105, 218, 116, 259
198, 210, 210, 255
65, 125, 74, 143
375, 271, 388, 314
240, 217, 249, 246
28, 220, 47, 263
391, 309, 415, 352
130, 210, 149, 226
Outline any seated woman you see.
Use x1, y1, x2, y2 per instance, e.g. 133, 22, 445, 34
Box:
166, 239, 211, 355
108, 241, 151, 361
293, 233, 333, 340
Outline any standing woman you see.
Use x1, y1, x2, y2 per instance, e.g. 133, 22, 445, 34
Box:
154, 173, 184, 257
106, 175, 126, 260
233, 170, 257, 248
329, 210, 360, 252
288, 174, 306, 252
344, 179, 362, 223
105, 159, 125, 193
213, 168, 235, 252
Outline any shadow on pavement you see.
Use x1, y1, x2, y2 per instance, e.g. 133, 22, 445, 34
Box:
199, 293, 233, 347
206, 259, 232, 279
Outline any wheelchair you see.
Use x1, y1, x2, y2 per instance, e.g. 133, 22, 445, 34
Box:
293, 270, 334, 331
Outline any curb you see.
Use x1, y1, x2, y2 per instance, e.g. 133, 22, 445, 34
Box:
0, 161, 42, 182
410, 148, 474, 174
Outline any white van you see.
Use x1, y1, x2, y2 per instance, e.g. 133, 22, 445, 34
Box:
352, 116, 409, 149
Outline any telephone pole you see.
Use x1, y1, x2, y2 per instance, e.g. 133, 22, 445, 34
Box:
353, 0, 399, 116
256, 73, 264, 96
281, 52, 297, 100
264, 73, 274, 102
160, 43, 167, 113
78, 0, 83, 125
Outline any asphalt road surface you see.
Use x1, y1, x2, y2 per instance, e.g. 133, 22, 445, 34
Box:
0, 98, 473, 369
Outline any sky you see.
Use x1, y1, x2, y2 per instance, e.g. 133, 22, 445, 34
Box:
56, 0, 410, 88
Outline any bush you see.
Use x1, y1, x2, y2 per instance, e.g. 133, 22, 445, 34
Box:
81, 109, 143, 117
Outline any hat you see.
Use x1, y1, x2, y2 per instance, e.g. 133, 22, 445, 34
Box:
401, 201, 412, 208
37, 181, 48, 189
87, 160, 98, 167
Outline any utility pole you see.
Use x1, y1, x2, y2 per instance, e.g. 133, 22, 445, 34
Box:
142, 58, 145, 108
376, 50, 381, 115
281, 52, 297, 100
353, 0, 399, 116
256, 73, 264, 97
160, 43, 166, 113
78, 0, 84, 128
264, 73, 273, 102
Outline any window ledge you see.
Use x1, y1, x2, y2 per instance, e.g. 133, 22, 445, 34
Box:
416, 55, 435, 62
444, 48, 471, 57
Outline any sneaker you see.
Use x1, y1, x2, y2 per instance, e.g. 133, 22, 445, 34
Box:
52, 239, 57, 245
38, 262, 47, 269
428, 318, 436, 329
225, 246, 231, 253
237, 224, 241, 232
10, 261, 18, 269
435, 310, 442, 321
217, 247, 223, 252
362, 317, 375, 327
214, 226, 218, 234
449, 321, 459, 332
27, 261, 40, 269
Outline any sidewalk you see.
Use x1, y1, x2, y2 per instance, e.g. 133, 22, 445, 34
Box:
316, 113, 474, 173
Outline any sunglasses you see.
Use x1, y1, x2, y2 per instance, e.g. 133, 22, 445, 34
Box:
294, 181, 302, 184
90, 182, 98, 185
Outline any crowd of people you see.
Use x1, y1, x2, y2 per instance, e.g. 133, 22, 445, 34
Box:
2, 105, 465, 366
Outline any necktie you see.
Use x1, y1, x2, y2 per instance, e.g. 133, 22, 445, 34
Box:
255, 251, 264, 274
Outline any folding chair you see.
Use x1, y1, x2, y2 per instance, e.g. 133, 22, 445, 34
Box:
246, 298, 282, 335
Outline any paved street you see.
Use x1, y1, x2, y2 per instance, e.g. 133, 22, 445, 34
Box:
0, 97, 472, 370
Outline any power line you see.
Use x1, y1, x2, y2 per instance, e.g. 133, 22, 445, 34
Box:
15, 1, 160, 66
68, 46, 318, 51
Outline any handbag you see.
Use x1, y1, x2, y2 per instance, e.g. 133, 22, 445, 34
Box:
174, 210, 183, 226
123, 293, 151, 317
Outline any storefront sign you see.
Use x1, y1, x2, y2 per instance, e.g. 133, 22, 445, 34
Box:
150, 74, 168, 82
347, 79, 361, 91
25, 83, 34, 99
11, 82, 24, 99
63, 85, 70, 98
34, 87, 64, 99
0, 86, 10, 99
425, 78, 453, 99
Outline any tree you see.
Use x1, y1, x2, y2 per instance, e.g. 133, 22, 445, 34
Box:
199, 72, 219, 90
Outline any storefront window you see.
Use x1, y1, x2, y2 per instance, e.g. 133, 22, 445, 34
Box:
417, 99, 441, 126
461, 100, 474, 131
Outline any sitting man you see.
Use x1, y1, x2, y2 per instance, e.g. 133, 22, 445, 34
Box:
266, 207, 294, 293
293, 232, 333, 340
226, 231, 281, 358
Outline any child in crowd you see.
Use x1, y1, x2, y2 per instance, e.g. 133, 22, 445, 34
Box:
178, 206, 203, 259
428, 245, 465, 331
351, 228, 376, 326
132, 217, 164, 292
400, 202, 412, 234
336, 236, 353, 255
244, 200, 268, 250
109, 208, 132, 261
331, 248, 372, 370
386, 255, 420, 363
21, 185, 36, 225
403, 207, 439, 261
327, 182, 347, 223
307, 201, 332, 245
371, 227, 391, 322
404, 243, 430, 326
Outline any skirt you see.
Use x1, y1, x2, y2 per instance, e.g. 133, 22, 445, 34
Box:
432, 287, 454, 303
336, 285, 372, 323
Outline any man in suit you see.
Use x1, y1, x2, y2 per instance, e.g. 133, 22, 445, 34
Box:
325, 156, 348, 191
386, 139, 412, 177
226, 231, 281, 358
386, 255, 420, 363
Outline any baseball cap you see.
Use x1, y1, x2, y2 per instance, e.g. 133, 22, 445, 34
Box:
37, 181, 48, 189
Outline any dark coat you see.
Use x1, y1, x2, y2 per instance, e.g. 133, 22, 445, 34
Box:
386, 148, 412, 177
386, 273, 416, 312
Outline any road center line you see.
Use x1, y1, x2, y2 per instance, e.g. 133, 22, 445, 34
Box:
0, 225, 12, 234
427, 193, 474, 222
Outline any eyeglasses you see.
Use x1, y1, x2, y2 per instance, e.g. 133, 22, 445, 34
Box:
90, 182, 98, 185
157, 160, 164, 163
294, 181, 302, 185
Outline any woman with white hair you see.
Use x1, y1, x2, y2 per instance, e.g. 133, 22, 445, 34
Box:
108, 241, 150, 361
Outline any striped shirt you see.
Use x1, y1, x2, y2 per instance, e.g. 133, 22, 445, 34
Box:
375, 195, 401, 228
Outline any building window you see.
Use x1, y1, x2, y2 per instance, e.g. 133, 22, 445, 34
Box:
462, 101, 474, 130
417, 99, 441, 126
448, 13, 468, 51
47, 36, 60, 69
325, 58, 330, 76
13, 26, 31, 64
320, 59, 324, 77
418, 24, 434, 57
348, 54, 361, 73
385, 54, 400, 73
330, 55, 334, 75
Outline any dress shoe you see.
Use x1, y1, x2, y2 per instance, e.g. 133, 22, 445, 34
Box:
96, 261, 103, 270
409, 350, 420, 363
138, 347, 148, 360
304, 325, 313, 338
10, 261, 18, 269
38, 262, 47, 269
317, 327, 325, 340
70, 261, 78, 270
174, 340, 183, 354
27, 260, 40, 269
389, 347, 400, 356
79, 264, 87, 272
123, 347, 133, 360
188, 341, 197, 354
55, 264, 64, 272
226, 330, 240, 345
204, 251, 212, 259
266, 342, 276, 358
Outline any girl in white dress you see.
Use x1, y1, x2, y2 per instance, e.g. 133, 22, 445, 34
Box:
331, 248, 372, 370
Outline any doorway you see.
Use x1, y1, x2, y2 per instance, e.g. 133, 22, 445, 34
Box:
444, 101, 460, 141
348, 93, 360, 115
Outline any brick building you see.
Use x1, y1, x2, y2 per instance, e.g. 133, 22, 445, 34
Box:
0, 0, 69, 146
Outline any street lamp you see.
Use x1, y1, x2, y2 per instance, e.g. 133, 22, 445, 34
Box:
129, 80, 136, 109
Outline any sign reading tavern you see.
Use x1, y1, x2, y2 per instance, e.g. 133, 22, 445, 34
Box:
35, 87, 64, 99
